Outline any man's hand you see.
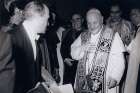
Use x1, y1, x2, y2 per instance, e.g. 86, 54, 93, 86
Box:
107, 77, 117, 89
64, 58, 74, 66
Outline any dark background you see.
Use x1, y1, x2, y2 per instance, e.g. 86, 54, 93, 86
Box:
47, 0, 140, 20
1, 0, 140, 25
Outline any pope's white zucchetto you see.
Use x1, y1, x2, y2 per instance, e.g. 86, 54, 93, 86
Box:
86, 8, 102, 17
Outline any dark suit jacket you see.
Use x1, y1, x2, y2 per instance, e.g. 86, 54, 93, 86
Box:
45, 29, 60, 73
10, 25, 40, 93
0, 31, 15, 93
61, 29, 83, 60
60, 28, 83, 85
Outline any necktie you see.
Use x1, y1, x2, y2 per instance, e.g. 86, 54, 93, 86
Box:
35, 36, 51, 83
36, 36, 51, 73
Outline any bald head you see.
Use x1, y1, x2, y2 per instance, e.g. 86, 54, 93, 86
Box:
86, 8, 103, 23
86, 8, 103, 33
86, 8, 102, 17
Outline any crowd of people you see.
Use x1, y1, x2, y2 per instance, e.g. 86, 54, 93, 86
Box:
0, 0, 140, 93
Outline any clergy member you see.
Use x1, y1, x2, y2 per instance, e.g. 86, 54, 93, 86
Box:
71, 8, 125, 93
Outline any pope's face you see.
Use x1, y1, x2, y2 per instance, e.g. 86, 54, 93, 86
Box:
86, 13, 102, 32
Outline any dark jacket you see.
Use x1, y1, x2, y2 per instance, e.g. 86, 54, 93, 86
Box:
0, 31, 15, 93
61, 29, 83, 60
10, 25, 39, 93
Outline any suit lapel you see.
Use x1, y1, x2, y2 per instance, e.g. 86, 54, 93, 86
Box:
19, 25, 35, 61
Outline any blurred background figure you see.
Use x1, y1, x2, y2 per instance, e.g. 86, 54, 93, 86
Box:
106, 5, 135, 93
130, 8, 140, 36
45, 11, 61, 84
124, 8, 140, 93
0, 1, 24, 93
61, 13, 84, 86
106, 4, 135, 47
0, 0, 23, 32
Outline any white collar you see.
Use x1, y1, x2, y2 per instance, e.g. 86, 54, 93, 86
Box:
23, 21, 41, 60
23, 20, 40, 41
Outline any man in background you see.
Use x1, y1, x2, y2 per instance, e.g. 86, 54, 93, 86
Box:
124, 8, 140, 93
61, 14, 84, 86
106, 4, 134, 47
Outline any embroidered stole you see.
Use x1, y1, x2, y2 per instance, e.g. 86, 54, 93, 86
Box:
75, 26, 115, 93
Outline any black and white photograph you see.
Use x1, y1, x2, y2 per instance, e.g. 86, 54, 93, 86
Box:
0, 0, 140, 93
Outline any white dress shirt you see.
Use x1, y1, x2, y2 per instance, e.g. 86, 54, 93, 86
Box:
23, 21, 40, 60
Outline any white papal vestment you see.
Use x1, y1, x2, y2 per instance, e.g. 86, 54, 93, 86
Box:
71, 27, 125, 93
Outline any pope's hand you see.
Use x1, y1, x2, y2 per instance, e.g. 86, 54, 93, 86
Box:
107, 77, 117, 89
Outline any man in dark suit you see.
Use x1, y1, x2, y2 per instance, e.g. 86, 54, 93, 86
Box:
61, 14, 84, 86
0, 31, 15, 93
124, 8, 140, 93
10, 1, 51, 93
